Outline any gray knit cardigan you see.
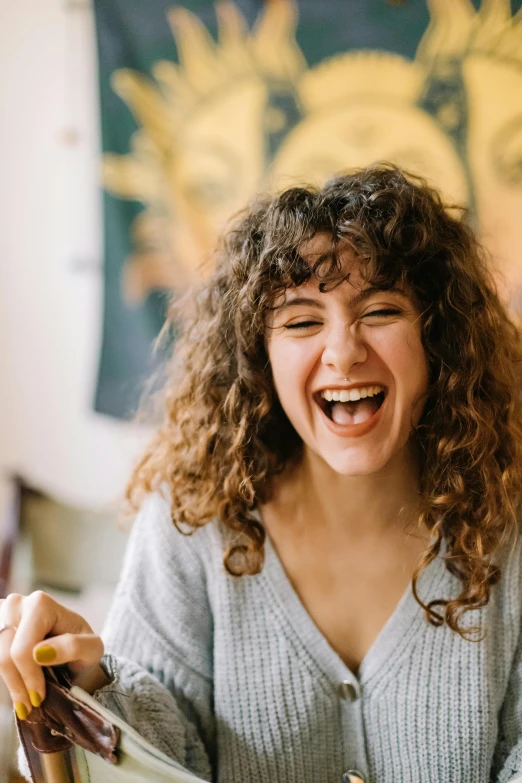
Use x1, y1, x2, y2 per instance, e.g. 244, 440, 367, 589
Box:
91, 491, 522, 783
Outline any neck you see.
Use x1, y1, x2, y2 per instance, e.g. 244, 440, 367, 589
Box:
270, 443, 423, 542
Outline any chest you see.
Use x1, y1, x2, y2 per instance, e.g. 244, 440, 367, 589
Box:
278, 542, 418, 673
292, 565, 411, 673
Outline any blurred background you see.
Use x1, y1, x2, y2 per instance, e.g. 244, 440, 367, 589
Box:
0, 0, 144, 773
1, 0, 522, 777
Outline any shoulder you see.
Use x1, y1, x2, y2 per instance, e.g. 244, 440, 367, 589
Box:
121, 489, 225, 592
103, 492, 219, 683
133, 488, 219, 554
499, 532, 522, 588
490, 533, 522, 637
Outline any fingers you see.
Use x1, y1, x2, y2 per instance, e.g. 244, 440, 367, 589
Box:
15, 591, 94, 683
0, 591, 104, 720
0, 639, 32, 719
0, 593, 32, 719
10, 591, 71, 708
33, 632, 104, 674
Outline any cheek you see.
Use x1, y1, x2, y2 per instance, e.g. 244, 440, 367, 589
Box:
267, 339, 316, 405
405, 334, 429, 392
373, 328, 429, 394
392, 334, 430, 413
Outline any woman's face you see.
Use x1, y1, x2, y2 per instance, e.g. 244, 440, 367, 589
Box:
265, 237, 430, 476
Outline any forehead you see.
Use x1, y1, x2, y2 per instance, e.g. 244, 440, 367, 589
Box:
298, 233, 364, 283
287, 233, 366, 297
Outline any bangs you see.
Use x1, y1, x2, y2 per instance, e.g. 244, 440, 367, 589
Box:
263, 229, 409, 311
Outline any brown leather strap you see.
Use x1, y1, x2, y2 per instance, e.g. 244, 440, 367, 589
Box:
16, 666, 120, 783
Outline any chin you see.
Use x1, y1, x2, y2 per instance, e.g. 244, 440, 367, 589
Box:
321, 450, 391, 477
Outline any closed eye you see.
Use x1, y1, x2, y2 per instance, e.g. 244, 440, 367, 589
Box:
284, 320, 321, 330
363, 308, 402, 319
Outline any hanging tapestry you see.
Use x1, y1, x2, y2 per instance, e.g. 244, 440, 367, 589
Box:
93, 0, 522, 419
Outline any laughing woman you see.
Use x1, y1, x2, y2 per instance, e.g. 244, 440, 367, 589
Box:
2, 165, 522, 783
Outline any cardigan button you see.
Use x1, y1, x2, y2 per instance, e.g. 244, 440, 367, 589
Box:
342, 771, 366, 783
339, 680, 358, 701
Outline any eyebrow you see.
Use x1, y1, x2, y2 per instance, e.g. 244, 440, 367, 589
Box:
274, 286, 407, 313
274, 296, 326, 313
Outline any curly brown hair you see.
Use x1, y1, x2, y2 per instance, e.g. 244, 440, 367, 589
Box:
127, 163, 522, 637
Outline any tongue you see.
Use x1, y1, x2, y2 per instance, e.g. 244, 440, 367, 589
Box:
331, 398, 380, 425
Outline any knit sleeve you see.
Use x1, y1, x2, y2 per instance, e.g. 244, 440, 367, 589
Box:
490, 569, 522, 783
93, 491, 215, 780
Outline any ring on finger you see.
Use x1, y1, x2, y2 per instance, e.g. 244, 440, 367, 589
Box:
0, 624, 18, 636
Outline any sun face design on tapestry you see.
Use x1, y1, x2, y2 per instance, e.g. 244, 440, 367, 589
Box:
102, 0, 522, 309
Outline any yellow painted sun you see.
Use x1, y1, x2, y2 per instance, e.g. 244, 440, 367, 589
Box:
102, 0, 522, 311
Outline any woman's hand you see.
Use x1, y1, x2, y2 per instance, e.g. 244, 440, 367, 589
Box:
0, 591, 106, 721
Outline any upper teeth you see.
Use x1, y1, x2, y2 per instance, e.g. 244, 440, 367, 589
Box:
320, 385, 384, 402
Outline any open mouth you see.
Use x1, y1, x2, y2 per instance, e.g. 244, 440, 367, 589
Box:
314, 388, 387, 427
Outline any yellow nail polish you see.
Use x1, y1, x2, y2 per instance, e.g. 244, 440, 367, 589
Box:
34, 645, 56, 664
15, 702, 29, 721
29, 690, 43, 708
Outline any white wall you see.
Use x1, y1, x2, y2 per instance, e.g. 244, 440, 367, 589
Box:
0, 0, 150, 511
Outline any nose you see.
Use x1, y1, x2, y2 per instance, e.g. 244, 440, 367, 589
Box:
321, 321, 367, 376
